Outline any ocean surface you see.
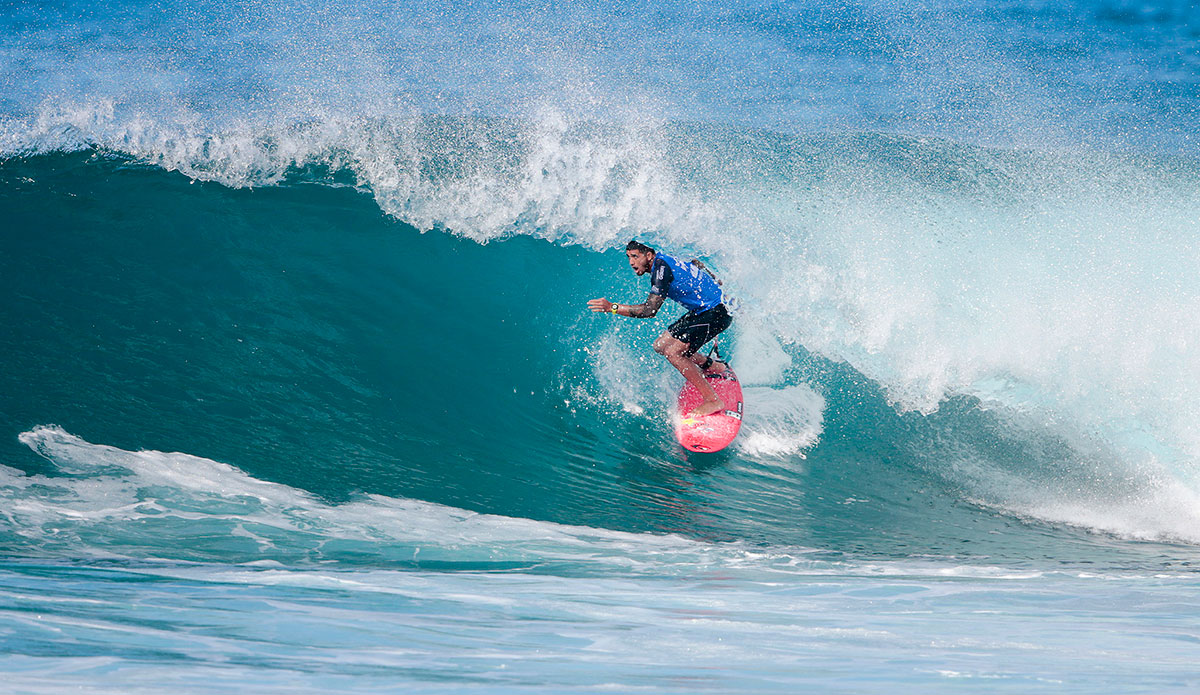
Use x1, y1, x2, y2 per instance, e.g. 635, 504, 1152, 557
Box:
3, 0, 1200, 692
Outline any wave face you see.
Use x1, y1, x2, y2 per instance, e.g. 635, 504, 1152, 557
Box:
3, 144, 1200, 558
3, 0, 1200, 690
1, 0, 1199, 560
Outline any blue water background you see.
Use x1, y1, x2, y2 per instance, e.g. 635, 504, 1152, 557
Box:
2, 0, 1200, 691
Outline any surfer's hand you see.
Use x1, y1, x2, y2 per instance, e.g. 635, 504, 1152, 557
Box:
588, 298, 614, 313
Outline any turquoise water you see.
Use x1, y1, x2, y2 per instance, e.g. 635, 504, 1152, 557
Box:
3, 0, 1200, 691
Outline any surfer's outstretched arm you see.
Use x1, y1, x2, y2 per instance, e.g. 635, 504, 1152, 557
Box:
587, 293, 664, 318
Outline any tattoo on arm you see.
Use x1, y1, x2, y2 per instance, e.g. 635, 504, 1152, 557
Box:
627, 293, 665, 318
690, 259, 720, 284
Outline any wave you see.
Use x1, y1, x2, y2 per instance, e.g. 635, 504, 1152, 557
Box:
4, 0, 1200, 550
3, 138, 1200, 553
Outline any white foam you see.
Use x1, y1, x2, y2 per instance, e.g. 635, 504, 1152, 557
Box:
586, 329, 677, 417
737, 385, 825, 458
8, 426, 722, 568
727, 315, 792, 387
20, 426, 1163, 578
982, 481, 1200, 546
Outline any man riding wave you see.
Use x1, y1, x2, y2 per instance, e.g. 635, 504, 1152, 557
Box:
588, 240, 733, 418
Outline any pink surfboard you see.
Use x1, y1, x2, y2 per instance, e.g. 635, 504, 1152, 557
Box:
675, 366, 744, 453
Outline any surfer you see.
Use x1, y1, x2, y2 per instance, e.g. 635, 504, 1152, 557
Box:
588, 240, 733, 418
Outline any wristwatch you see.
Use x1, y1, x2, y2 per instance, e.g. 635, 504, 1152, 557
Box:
610, 303, 619, 314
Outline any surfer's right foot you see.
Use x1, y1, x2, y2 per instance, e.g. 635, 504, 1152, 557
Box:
704, 360, 728, 374
688, 397, 725, 418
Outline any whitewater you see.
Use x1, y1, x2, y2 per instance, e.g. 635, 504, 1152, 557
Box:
2, 0, 1200, 692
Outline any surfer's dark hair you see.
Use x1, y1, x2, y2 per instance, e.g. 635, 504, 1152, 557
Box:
626, 240, 655, 254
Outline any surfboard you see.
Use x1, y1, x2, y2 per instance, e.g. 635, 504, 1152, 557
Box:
675, 366, 744, 453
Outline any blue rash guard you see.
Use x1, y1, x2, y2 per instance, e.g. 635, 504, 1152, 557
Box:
649, 253, 723, 312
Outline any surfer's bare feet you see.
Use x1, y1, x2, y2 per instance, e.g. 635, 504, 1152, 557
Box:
688, 397, 724, 418
703, 360, 727, 374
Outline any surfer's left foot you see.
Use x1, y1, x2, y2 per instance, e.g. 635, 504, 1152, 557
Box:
688, 398, 724, 418
703, 360, 728, 374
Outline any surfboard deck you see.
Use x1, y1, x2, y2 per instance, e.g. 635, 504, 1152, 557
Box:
675, 366, 744, 453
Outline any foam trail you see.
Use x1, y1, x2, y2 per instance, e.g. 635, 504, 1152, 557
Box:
738, 386, 826, 459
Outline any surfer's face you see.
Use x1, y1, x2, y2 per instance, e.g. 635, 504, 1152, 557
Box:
627, 249, 653, 275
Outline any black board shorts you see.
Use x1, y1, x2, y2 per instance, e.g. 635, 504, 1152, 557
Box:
668, 303, 732, 356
